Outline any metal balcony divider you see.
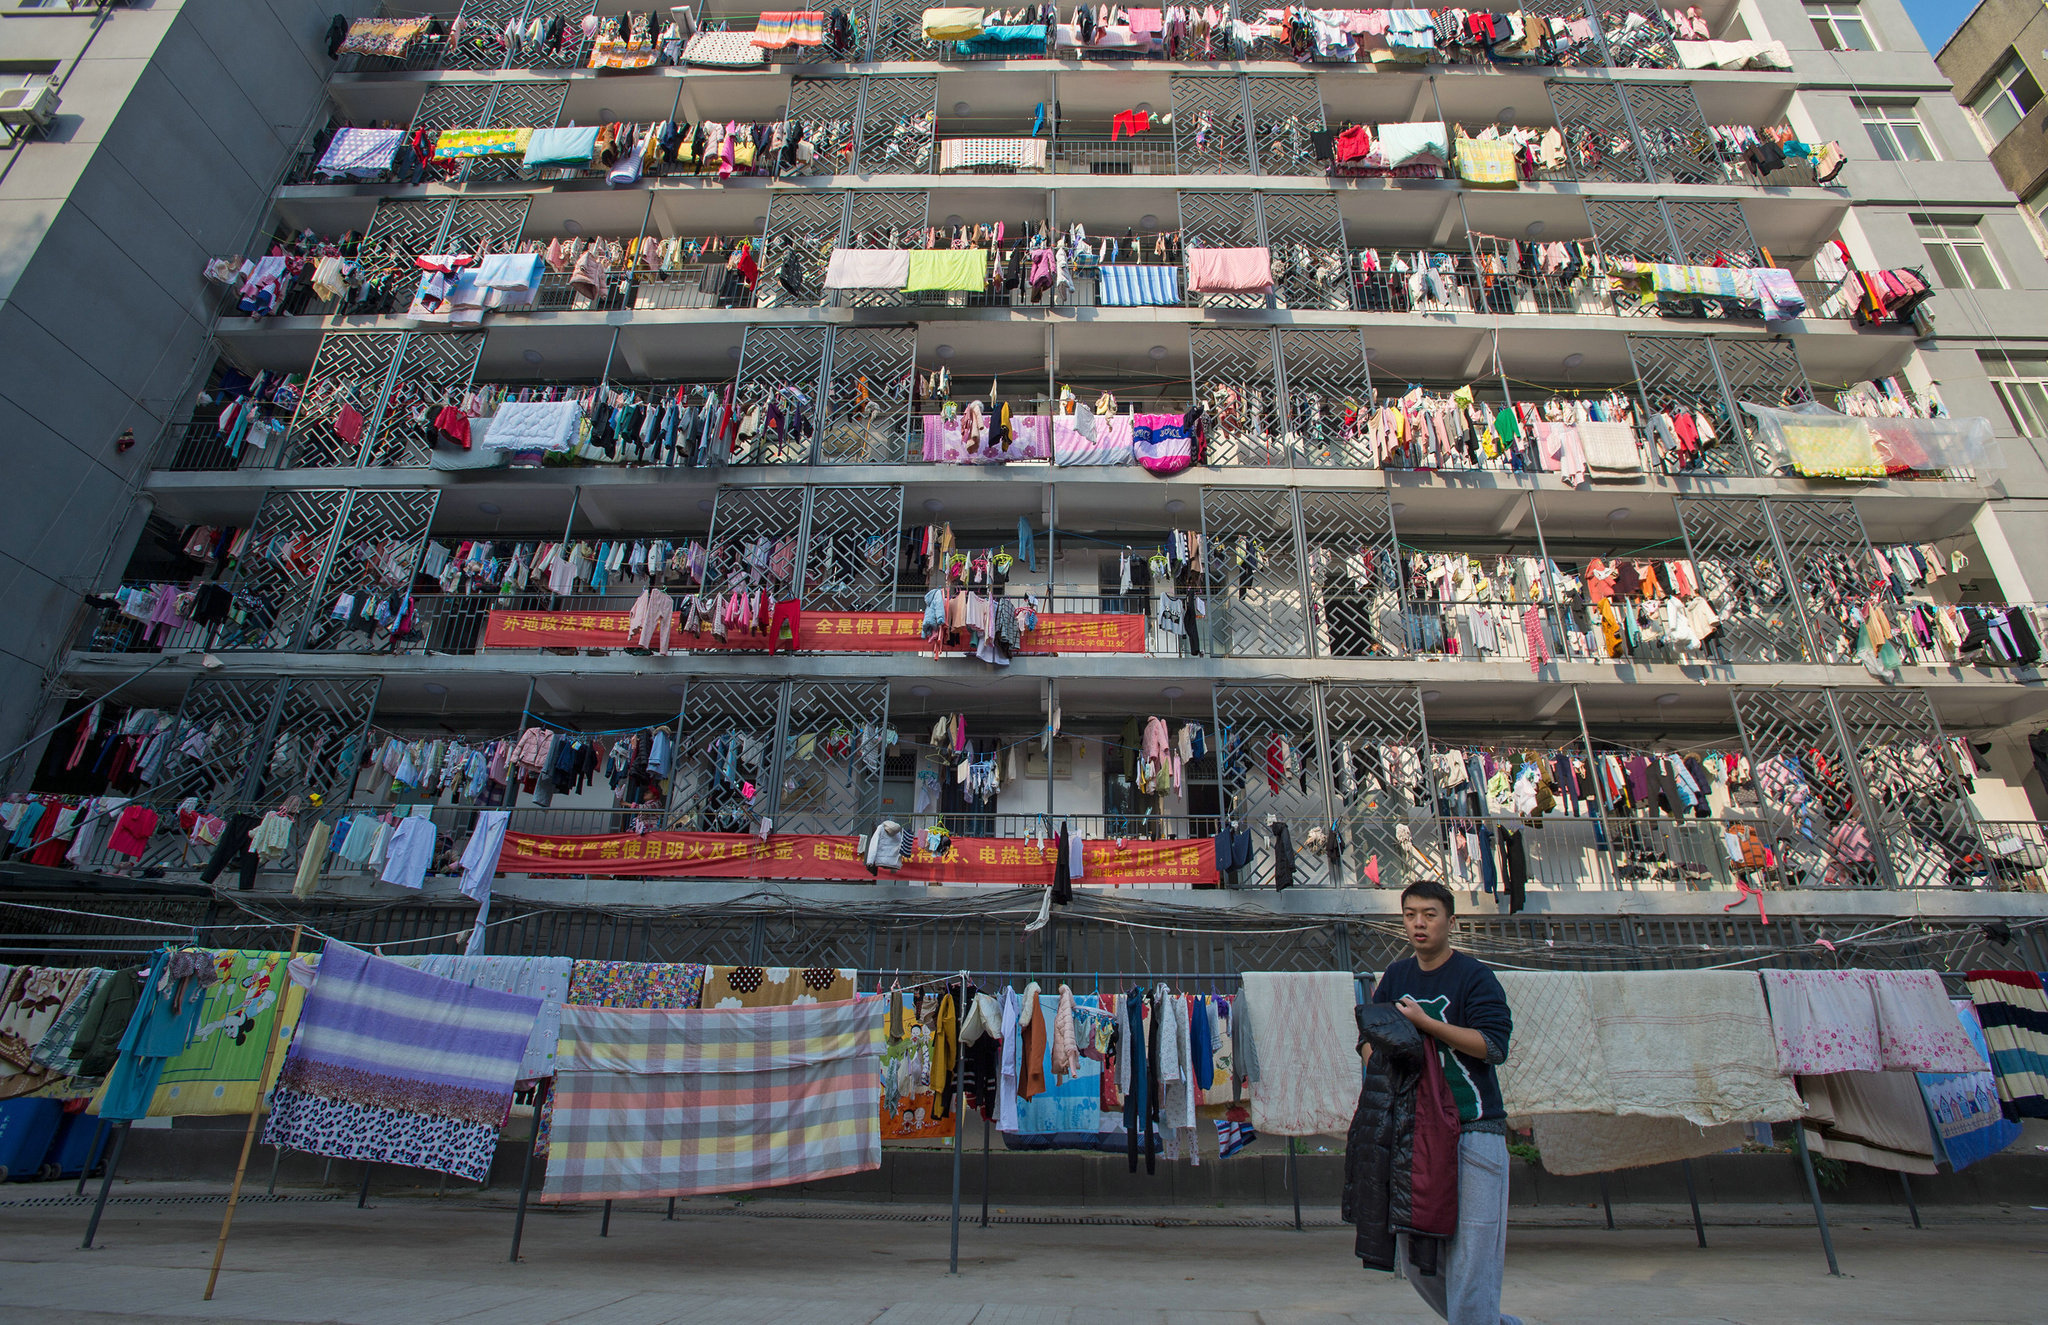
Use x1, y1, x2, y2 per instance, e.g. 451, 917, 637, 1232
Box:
1672, 496, 1812, 662
1198, 487, 1311, 657
1625, 334, 1753, 476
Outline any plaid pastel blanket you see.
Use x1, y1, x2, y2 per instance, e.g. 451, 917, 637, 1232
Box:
542, 996, 883, 1201
263, 944, 540, 1181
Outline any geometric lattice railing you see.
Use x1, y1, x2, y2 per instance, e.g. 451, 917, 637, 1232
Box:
1200, 488, 1307, 657
1674, 496, 1808, 662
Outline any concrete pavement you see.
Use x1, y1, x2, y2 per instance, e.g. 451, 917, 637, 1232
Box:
4, 1184, 2045, 1325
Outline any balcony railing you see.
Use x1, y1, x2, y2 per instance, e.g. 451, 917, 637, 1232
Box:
59, 793, 2031, 894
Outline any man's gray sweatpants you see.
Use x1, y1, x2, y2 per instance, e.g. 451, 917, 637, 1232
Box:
1395, 1131, 1523, 1325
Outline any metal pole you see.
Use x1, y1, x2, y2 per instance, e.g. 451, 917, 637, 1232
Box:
266, 1148, 282, 1198
979, 1113, 991, 1228
1598, 1174, 1614, 1229
509, 1077, 550, 1262
74, 1119, 109, 1196
1681, 1159, 1705, 1248
206, 929, 303, 1300
1898, 1172, 1921, 1229
81, 1121, 130, 1249
1289, 1141, 1303, 1231
356, 1163, 373, 1209
666, 1197, 676, 1221
948, 970, 966, 1274
600, 1200, 613, 1237
1794, 1127, 1841, 1276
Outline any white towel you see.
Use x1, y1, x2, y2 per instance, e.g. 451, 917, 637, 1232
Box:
1577, 422, 1643, 475
1240, 971, 1359, 1137
823, 249, 912, 289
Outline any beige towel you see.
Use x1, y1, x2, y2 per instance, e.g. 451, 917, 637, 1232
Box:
1498, 971, 1614, 1117
1533, 1114, 1749, 1176
1241, 971, 1360, 1137
1586, 971, 1803, 1126
1800, 1072, 1938, 1174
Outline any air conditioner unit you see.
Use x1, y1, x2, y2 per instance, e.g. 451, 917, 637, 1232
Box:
0, 83, 60, 132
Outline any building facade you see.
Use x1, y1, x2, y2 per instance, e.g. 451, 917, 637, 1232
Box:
26, 0, 2048, 918
1935, 0, 2048, 248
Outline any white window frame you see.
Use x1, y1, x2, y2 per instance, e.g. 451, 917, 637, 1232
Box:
1968, 53, 2043, 143
1856, 99, 1938, 162
1805, 0, 1877, 51
1915, 216, 2005, 290
1988, 367, 2048, 439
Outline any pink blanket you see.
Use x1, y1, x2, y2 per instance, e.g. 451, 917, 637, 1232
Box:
1187, 247, 1273, 294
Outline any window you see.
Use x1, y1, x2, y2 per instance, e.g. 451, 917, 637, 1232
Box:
1806, 0, 1877, 50
1915, 217, 2004, 289
1857, 100, 1937, 161
1969, 53, 2042, 142
1984, 356, 2048, 437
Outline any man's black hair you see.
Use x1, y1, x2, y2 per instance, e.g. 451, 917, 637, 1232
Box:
1399, 878, 1457, 918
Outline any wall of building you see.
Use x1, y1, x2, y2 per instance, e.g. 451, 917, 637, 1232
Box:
1936, 0, 2048, 203
0, 0, 366, 780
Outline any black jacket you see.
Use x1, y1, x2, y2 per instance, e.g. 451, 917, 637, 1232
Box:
1343, 1004, 1428, 1273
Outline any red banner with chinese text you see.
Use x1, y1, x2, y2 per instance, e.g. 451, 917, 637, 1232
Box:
493, 830, 1217, 886
481, 610, 1145, 653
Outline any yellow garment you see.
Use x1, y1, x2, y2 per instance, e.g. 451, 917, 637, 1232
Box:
929, 991, 958, 1118
1455, 134, 1519, 186
434, 127, 532, 158
904, 249, 989, 292
1783, 421, 1884, 478
98, 950, 317, 1117
922, 6, 986, 38
291, 818, 331, 900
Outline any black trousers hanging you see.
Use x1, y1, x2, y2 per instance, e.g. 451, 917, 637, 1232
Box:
199, 813, 262, 890
1496, 827, 1527, 914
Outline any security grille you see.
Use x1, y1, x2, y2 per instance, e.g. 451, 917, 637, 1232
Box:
840, 192, 930, 308
1258, 193, 1349, 310
1320, 684, 1440, 887
777, 680, 892, 834
284, 332, 404, 468
1625, 334, 1748, 475
1620, 82, 1714, 183
1245, 76, 1324, 177
1169, 76, 1252, 174
733, 326, 832, 464
1586, 199, 1677, 264
800, 485, 905, 610
786, 78, 862, 174
1714, 337, 1812, 472
707, 487, 809, 599
159, 679, 288, 808
1179, 190, 1264, 310
820, 328, 916, 463
229, 490, 350, 651
1544, 81, 1644, 182
251, 679, 384, 806
1830, 689, 1986, 890
361, 201, 450, 306
468, 84, 566, 181
1189, 327, 1283, 466
1673, 497, 1807, 661
302, 490, 441, 653
868, 0, 930, 60
516, 0, 599, 69
1519, 0, 1606, 66
1299, 491, 1401, 658
1596, 3, 1679, 68
371, 332, 485, 467
1199, 488, 1307, 657
410, 84, 493, 133
443, 197, 531, 254
1729, 688, 1870, 887
446, 0, 526, 67
671, 680, 782, 832
1278, 329, 1371, 465
1768, 497, 1873, 666
761, 192, 850, 308
1663, 200, 1757, 265
1212, 684, 1327, 886
857, 75, 937, 173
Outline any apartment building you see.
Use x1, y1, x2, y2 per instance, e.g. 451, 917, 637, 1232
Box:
27, 0, 2048, 917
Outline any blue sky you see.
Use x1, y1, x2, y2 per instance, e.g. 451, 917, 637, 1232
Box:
1900, 0, 1976, 53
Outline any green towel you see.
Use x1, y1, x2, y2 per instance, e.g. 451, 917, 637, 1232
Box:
904, 249, 988, 292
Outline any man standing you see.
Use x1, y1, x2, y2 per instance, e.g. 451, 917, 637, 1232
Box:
1372, 880, 1521, 1325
